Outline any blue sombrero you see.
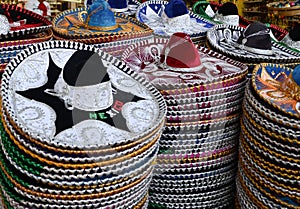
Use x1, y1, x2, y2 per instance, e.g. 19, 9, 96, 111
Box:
52, 0, 153, 43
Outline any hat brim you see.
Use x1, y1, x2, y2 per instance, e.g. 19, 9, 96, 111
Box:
0, 4, 52, 41
207, 24, 300, 64
122, 36, 248, 90
135, 0, 215, 42
52, 8, 153, 43
252, 63, 300, 119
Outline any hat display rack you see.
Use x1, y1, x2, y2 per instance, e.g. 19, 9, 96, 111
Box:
0, 40, 167, 208
236, 63, 300, 209
0, 4, 52, 78
121, 32, 248, 208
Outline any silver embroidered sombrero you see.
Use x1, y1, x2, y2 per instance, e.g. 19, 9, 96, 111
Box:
207, 22, 300, 64
135, 0, 215, 42
0, 40, 167, 208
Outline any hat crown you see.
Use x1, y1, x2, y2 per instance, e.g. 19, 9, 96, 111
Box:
292, 65, 300, 86
160, 32, 201, 70
237, 22, 272, 51
164, 0, 188, 18
289, 25, 300, 41
217, 2, 238, 16
108, 0, 128, 10
86, 0, 116, 28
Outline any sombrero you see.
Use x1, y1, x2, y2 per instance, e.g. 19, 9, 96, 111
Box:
236, 62, 300, 209
0, 4, 51, 40
122, 32, 247, 208
252, 63, 300, 119
193, 1, 250, 27
0, 40, 166, 208
135, 0, 215, 42
207, 22, 300, 65
52, 0, 153, 44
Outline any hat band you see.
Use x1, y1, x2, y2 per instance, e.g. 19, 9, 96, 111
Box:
111, 7, 128, 12
214, 14, 239, 26
240, 44, 274, 56
44, 71, 114, 111
84, 23, 119, 31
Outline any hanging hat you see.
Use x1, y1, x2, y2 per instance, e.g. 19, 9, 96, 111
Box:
252, 63, 300, 118
207, 22, 300, 64
192, 1, 249, 27
52, 0, 153, 44
0, 4, 51, 40
136, 0, 215, 42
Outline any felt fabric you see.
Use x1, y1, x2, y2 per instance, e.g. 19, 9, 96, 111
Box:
164, 0, 188, 18
237, 22, 272, 50
160, 32, 201, 68
289, 24, 300, 41
108, 0, 128, 10
292, 65, 300, 86
86, 0, 116, 28
217, 2, 238, 16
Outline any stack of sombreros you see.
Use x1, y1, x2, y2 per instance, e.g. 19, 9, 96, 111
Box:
122, 32, 248, 208
206, 21, 300, 74
193, 1, 288, 41
236, 63, 300, 209
135, 0, 215, 44
52, 0, 153, 45
0, 4, 52, 77
0, 40, 167, 208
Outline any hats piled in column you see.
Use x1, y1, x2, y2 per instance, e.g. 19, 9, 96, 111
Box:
135, 0, 215, 43
0, 4, 52, 77
122, 32, 248, 208
52, 0, 153, 45
236, 63, 300, 209
0, 40, 166, 208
